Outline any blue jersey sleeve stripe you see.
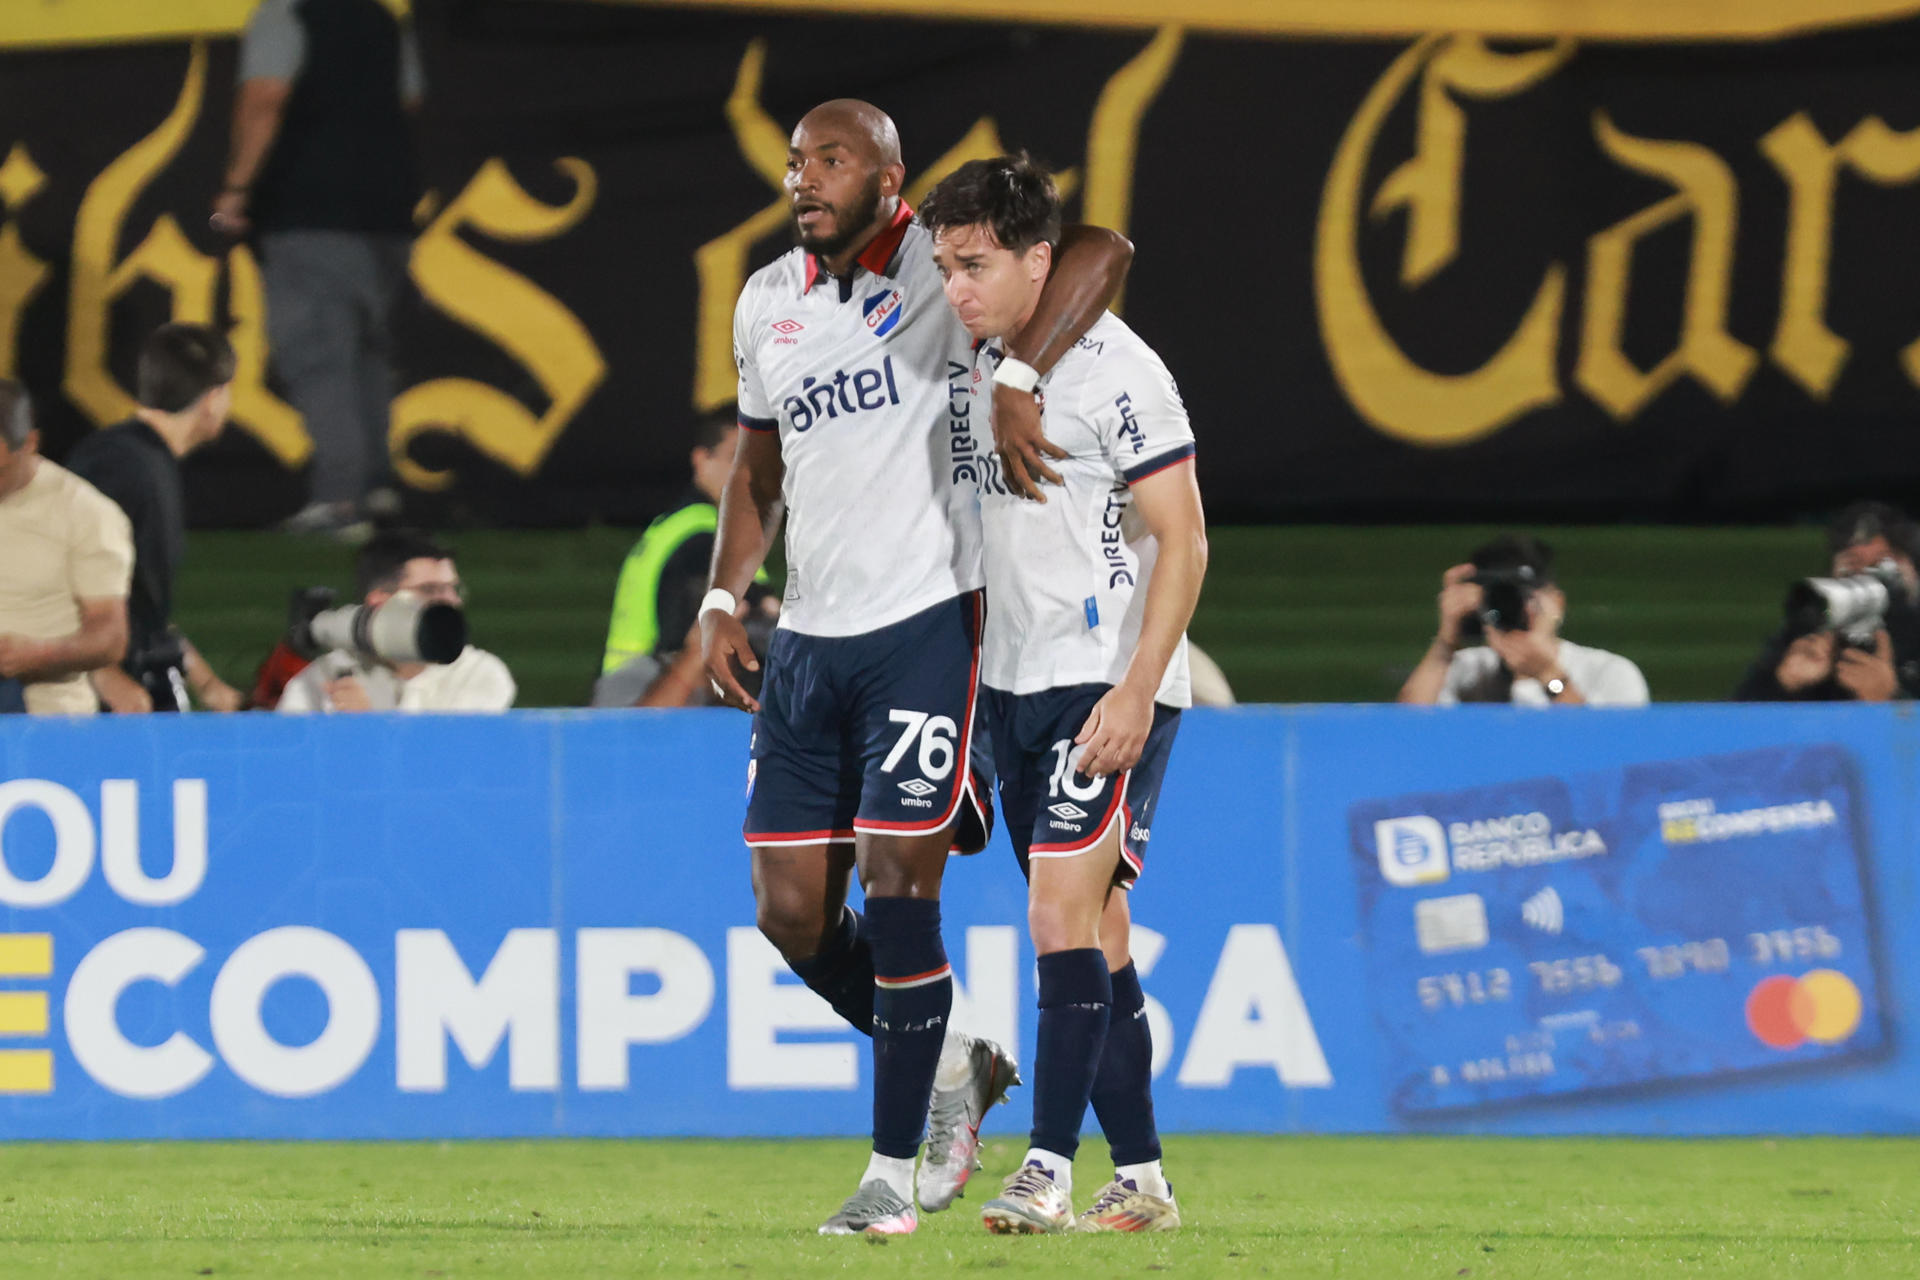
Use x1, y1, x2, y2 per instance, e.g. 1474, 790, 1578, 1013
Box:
738, 413, 779, 433
1123, 443, 1196, 485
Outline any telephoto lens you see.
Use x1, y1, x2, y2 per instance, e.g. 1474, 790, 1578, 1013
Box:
290, 588, 467, 664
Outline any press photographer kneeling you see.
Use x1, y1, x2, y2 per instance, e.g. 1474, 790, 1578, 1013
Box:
1734, 502, 1920, 702
1399, 534, 1649, 707
278, 530, 515, 713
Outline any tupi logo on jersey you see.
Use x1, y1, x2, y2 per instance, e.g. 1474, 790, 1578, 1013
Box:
1114, 391, 1147, 455
863, 289, 904, 338
782, 355, 903, 433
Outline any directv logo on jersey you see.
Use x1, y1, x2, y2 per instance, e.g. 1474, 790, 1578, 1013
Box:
1099, 490, 1135, 588
864, 289, 904, 338
947, 359, 988, 487
782, 355, 903, 432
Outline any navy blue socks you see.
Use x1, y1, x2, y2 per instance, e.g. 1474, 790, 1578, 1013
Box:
866, 896, 953, 1160
1028, 948, 1112, 1162
1091, 960, 1162, 1167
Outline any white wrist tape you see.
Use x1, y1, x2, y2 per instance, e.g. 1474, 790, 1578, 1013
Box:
699, 587, 738, 618
991, 357, 1041, 393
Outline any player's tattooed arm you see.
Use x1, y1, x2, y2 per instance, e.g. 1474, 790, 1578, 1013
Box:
702, 428, 785, 713
995, 226, 1134, 502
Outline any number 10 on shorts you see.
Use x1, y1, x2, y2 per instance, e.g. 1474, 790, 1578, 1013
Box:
883, 709, 957, 781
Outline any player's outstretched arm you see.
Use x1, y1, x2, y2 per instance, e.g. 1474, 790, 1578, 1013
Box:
1077, 459, 1207, 776
701, 428, 785, 713
994, 226, 1134, 502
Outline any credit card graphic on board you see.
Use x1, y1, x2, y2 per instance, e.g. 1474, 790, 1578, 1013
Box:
1348, 744, 1885, 1116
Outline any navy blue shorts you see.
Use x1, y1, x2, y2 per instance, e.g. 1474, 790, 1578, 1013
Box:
982, 682, 1181, 886
744, 591, 993, 852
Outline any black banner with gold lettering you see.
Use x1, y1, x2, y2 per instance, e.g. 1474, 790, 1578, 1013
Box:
3, 2, 1920, 526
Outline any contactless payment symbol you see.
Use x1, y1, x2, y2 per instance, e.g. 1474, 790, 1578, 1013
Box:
1375, 817, 1449, 887
1745, 970, 1863, 1049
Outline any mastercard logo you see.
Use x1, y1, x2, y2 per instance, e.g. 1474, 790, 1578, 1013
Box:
1745, 970, 1863, 1049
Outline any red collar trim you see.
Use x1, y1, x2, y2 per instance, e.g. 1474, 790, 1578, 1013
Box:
803, 199, 914, 294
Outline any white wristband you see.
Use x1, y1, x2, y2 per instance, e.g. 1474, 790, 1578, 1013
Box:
991, 357, 1041, 394
699, 588, 738, 618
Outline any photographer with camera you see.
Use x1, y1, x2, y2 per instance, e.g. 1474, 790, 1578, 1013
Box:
278, 530, 515, 713
1399, 534, 1648, 707
1734, 502, 1920, 702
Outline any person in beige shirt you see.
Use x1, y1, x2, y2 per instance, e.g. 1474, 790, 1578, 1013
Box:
0, 380, 134, 714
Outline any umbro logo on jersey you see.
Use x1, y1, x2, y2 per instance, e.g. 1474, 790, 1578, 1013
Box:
863, 289, 903, 338
897, 779, 938, 798
770, 318, 804, 334
1047, 802, 1089, 821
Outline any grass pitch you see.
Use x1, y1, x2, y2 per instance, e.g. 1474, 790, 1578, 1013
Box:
1, 1136, 1914, 1277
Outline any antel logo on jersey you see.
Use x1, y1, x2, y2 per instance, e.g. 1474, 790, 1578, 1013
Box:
863, 289, 904, 338
782, 355, 903, 433
1375, 817, 1450, 887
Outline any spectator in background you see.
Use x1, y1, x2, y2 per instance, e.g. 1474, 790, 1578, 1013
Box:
592, 410, 777, 707
67, 324, 244, 713
1186, 643, 1236, 707
212, 0, 425, 538
1399, 534, 1648, 707
280, 529, 514, 712
0, 380, 134, 714
1734, 501, 1920, 702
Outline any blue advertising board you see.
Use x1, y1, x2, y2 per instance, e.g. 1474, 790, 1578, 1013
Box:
0, 705, 1914, 1139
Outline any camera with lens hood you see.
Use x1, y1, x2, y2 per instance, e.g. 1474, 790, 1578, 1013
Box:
286, 586, 467, 665
1456, 564, 1541, 643
1783, 561, 1904, 648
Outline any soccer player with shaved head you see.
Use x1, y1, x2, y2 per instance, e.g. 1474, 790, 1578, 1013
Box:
700, 101, 1133, 1235
922, 153, 1206, 1235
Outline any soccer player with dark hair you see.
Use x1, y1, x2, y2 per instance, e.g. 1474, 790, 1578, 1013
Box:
67, 322, 244, 713
701, 102, 1133, 1236
921, 153, 1206, 1234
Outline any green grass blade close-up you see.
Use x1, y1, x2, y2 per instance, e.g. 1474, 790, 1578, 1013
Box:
1, 1136, 1914, 1277
174, 525, 1828, 709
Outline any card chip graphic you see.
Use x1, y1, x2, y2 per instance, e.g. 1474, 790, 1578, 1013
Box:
1415, 894, 1489, 955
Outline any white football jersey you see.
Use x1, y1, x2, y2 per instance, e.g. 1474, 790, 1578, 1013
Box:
733, 203, 987, 637
972, 312, 1197, 707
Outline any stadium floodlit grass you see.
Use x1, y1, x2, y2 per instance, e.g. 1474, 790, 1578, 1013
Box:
2, 1136, 1914, 1276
